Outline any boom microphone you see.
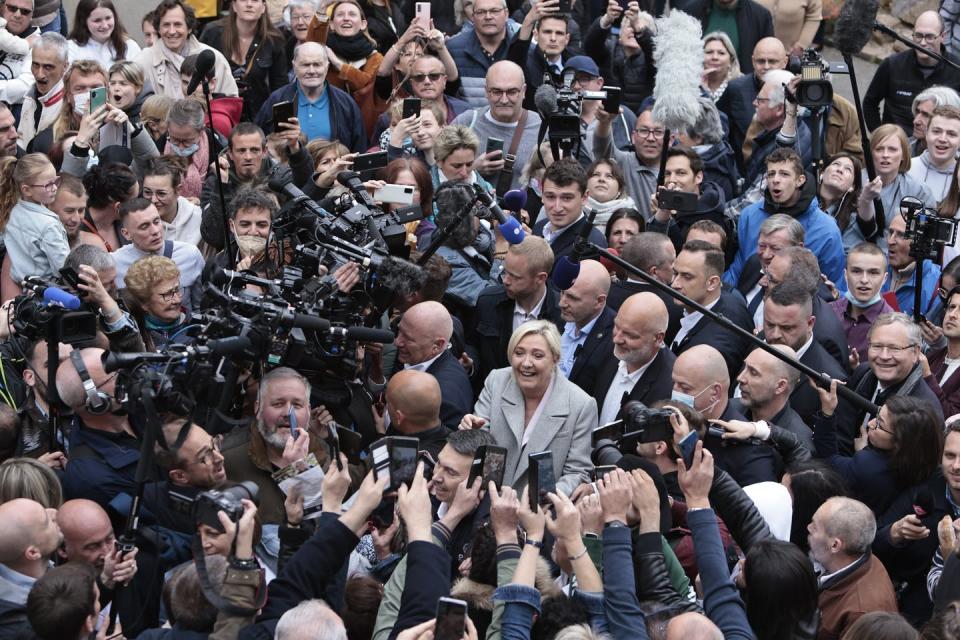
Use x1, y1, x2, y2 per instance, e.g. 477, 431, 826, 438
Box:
186, 49, 216, 97
376, 255, 426, 298
834, 0, 880, 55
652, 10, 703, 133
473, 185, 525, 244
552, 210, 599, 290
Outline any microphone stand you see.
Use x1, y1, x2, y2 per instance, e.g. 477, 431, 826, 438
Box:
570, 236, 880, 417
873, 23, 960, 72
841, 51, 885, 232
199, 73, 236, 270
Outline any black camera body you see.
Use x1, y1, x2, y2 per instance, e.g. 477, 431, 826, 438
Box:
657, 188, 699, 214
180, 481, 260, 532
591, 402, 676, 465
787, 49, 833, 109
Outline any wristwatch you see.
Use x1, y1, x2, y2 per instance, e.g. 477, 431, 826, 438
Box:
604, 520, 628, 530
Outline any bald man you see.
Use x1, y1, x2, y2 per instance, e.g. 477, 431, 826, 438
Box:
392, 301, 472, 430
452, 59, 544, 190
666, 612, 724, 640
57, 499, 137, 591
716, 37, 788, 169
672, 344, 778, 485
594, 292, 676, 424
558, 260, 615, 394
0, 498, 62, 634
384, 370, 448, 461
731, 345, 813, 451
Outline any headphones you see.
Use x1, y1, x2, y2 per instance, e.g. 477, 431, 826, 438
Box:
70, 350, 111, 415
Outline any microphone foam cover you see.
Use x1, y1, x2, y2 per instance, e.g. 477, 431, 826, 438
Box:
499, 217, 525, 245
43, 287, 81, 310
834, 0, 879, 55
503, 189, 528, 212
552, 256, 581, 290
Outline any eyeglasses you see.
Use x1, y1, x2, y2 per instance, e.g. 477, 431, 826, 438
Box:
867, 417, 896, 436
754, 97, 771, 104
635, 127, 666, 139
410, 72, 445, 83
28, 177, 61, 191
194, 434, 224, 466
143, 188, 172, 200
4, 5, 33, 15
158, 285, 184, 302
885, 228, 909, 242
756, 242, 786, 254
867, 342, 917, 355
473, 7, 504, 17
487, 87, 522, 99
913, 32, 941, 43
168, 135, 199, 147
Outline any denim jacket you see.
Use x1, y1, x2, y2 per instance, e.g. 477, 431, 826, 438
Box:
3, 199, 69, 282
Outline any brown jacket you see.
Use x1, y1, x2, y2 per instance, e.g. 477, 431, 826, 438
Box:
817, 553, 898, 640
825, 95, 863, 164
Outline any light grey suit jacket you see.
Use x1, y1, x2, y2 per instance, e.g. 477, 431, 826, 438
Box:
474, 367, 596, 496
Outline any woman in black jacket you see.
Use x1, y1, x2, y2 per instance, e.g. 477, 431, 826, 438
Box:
200, 0, 288, 122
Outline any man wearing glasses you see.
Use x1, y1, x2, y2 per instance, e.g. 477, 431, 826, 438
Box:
446, 0, 516, 107
882, 210, 942, 317
864, 11, 960, 133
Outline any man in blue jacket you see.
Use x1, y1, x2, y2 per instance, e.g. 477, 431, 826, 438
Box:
446, 0, 516, 106
254, 42, 365, 152
726, 148, 845, 288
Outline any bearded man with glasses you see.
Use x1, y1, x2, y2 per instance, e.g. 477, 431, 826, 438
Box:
864, 10, 960, 133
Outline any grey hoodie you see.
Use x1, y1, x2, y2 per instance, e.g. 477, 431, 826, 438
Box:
906, 150, 956, 206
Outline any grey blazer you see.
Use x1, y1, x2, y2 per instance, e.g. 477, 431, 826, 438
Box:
474, 367, 596, 496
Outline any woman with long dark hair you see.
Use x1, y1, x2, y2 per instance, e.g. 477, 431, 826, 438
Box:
742, 539, 819, 640
818, 152, 867, 253
67, 0, 141, 67
200, 0, 288, 122
782, 460, 847, 552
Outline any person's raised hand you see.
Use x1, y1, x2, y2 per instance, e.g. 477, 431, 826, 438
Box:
860, 175, 882, 202
277, 116, 303, 151
518, 486, 546, 541
489, 483, 521, 544
341, 470, 389, 535
76, 104, 108, 148
598, 468, 632, 524
390, 114, 420, 147
321, 452, 352, 512
710, 418, 758, 441
473, 151, 504, 176
281, 428, 311, 467
807, 376, 840, 417
309, 405, 333, 440
397, 461, 433, 541
395, 619, 436, 640
332, 261, 362, 293
848, 346, 861, 371
458, 414, 487, 430
602, 0, 623, 26
76, 264, 113, 309
37, 450, 67, 470
544, 491, 582, 545
627, 469, 660, 534
372, 516, 400, 559
677, 441, 714, 508
577, 491, 603, 536
285, 484, 305, 525
890, 513, 930, 545
921, 321, 944, 348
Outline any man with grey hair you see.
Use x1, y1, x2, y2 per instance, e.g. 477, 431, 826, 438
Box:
829, 313, 943, 454
17, 31, 67, 152
608, 232, 681, 343
446, 0, 515, 107
680, 97, 740, 200
864, 10, 960, 134
0, 0, 37, 108
809, 496, 897, 638
255, 41, 364, 151
742, 68, 812, 187
276, 600, 347, 640
910, 85, 960, 155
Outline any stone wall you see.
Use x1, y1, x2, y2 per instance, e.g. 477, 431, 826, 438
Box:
859, 0, 939, 60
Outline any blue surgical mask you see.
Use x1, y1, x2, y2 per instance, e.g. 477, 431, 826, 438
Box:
671, 384, 716, 410
843, 288, 882, 309
171, 142, 199, 157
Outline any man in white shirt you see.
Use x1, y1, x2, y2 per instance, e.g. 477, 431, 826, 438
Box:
558, 259, 613, 392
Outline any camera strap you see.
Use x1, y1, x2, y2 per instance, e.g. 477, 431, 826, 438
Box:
496, 110, 528, 197
191, 535, 268, 617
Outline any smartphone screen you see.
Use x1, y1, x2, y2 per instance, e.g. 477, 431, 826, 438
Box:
389, 437, 419, 490
679, 431, 699, 469
482, 446, 507, 489
537, 457, 556, 504
435, 597, 467, 640
485, 137, 504, 156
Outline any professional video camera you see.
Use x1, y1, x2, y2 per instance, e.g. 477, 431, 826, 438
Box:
12, 277, 97, 344
591, 401, 676, 466
786, 48, 849, 109
899, 196, 959, 259
538, 73, 610, 159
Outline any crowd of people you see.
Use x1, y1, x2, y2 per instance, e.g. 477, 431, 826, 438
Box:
2, 0, 960, 638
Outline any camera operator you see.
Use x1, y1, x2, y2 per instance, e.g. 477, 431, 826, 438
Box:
741, 71, 811, 189
647, 146, 729, 253
55, 347, 140, 509
16, 339, 73, 461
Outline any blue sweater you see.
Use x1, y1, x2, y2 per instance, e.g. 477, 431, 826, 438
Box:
883, 261, 941, 317
601, 525, 650, 640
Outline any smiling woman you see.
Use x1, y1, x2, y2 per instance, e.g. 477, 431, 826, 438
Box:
67, 0, 141, 68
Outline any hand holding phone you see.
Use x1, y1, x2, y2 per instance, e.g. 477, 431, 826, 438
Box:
288, 406, 299, 440
678, 430, 698, 469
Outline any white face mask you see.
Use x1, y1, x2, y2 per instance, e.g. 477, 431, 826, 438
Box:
72, 91, 90, 116
236, 234, 267, 257
671, 383, 717, 412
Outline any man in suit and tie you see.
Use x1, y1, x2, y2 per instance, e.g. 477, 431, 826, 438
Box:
606, 232, 681, 344
558, 260, 615, 396
762, 281, 847, 427
533, 158, 607, 262
670, 240, 753, 382
594, 292, 675, 425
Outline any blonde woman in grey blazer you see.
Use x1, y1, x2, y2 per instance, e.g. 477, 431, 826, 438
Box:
459, 320, 597, 496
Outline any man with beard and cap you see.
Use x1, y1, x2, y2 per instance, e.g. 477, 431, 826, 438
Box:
0, 498, 63, 636
727, 148, 845, 288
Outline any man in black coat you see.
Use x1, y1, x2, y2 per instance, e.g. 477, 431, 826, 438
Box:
670, 240, 753, 382
671, 0, 774, 74
472, 237, 562, 382
383, 371, 451, 463
533, 158, 608, 263
607, 233, 682, 344
557, 260, 615, 396
594, 293, 676, 423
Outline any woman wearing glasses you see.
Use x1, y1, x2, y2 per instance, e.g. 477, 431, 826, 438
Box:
812, 377, 942, 516
123, 255, 200, 351
0, 154, 71, 285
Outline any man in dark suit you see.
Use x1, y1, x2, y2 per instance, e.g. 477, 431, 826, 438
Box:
473, 236, 562, 382
734, 344, 813, 451
594, 292, 676, 423
383, 370, 451, 462
673, 344, 780, 486
558, 260, 615, 396
533, 158, 607, 262
761, 282, 847, 427
716, 37, 788, 170
608, 232, 682, 345
830, 313, 945, 455
669, 240, 753, 382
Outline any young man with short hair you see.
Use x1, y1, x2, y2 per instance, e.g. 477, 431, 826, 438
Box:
907, 104, 960, 204
533, 157, 608, 260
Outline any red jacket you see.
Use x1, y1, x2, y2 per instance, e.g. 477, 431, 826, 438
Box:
817, 554, 898, 640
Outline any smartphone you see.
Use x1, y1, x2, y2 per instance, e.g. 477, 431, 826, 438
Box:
371, 439, 391, 488
334, 424, 363, 460
328, 421, 343, 470
415, 1, 431, 29
528, 451, 555, 510
389, 436, 419, 491
353, 151, 389, 176
402, 96, 421, 120
657, 188, 699, 213
601, 86, 622, 115
678, 430, 698, 469
557, 0, 571, 13
467, 444, 507, 490
288, 406, 299, 441
59, 266, 86, 298
272, 101, 296, 131
435, 597, 468, 640
485, 137, 504, 158
374, 183, 416, 205
591, 465, 618, 482
90, 86, 107, 113
591, 420, 624, 447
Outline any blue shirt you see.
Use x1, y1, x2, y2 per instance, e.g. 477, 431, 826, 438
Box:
883, 261, 941, 316
559, 313, 601, 377
298, 84, 332, 142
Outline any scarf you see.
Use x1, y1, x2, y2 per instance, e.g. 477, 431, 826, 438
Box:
164, 133, 210, 199
326, 31, 375, 63
157, 35, 200, 75
586, 194, 637, 230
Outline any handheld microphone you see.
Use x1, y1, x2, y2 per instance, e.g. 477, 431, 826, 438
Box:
42, 286, 82, 310
186, 49, 216, 97
834, 0, 880, 55
503, 189, 527, 214
552, 210, 598, 290
473, 185, 525, 245
913, 487, 935, 520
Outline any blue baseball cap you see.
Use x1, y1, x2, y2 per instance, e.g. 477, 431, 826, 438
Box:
563, 55, 600, 77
